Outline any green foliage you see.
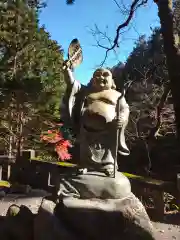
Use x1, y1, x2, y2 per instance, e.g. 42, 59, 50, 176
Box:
0, 0, 65, 99
0, 0, 66, 156
31, 157, 76, 167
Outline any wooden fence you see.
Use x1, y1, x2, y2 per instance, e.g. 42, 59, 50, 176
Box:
0, 155, 15, 181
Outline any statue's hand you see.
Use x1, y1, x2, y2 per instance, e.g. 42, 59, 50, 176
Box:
115, 115, 127, 129
63, 60, 72, 70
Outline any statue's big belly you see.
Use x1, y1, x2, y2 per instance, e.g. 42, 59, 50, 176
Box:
82, 101, 116, 130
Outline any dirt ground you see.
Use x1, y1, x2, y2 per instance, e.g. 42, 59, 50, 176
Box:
0, 190, 180, 239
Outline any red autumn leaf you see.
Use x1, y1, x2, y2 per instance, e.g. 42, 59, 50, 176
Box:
61, 139, 72, 148
48, 133, 63, 143
40, 124, 72, 161
56, 123, 63, 126
40, 135, 50, 141
41, 131, 64, 144
55, 143, 72, 160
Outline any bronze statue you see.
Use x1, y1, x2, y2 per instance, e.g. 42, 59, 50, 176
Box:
61, 39, 130, 176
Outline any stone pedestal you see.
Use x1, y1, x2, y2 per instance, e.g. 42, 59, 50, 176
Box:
34, 172, 155, 240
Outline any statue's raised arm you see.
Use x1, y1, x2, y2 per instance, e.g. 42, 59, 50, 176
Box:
63, 64, 76, 86
60, 39, 84, 130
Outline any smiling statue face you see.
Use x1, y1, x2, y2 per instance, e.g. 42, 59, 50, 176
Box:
92, 68, 114, 90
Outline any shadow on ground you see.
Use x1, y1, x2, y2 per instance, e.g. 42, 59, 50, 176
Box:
147, 208, 180, 225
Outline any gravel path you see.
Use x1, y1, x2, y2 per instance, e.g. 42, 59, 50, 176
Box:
153, 221, 180, 239
0, 191, 180, 239
0, 190, 48, 216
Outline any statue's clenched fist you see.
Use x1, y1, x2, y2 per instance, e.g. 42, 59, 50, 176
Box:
114, 115, 127, 129
63, 60, 72, 70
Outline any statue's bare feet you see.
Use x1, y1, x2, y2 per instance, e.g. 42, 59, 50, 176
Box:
104, 168, 114, 177
77, 168, 87, 175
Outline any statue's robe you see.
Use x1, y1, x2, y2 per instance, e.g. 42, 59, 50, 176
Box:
60, 79, 130, 170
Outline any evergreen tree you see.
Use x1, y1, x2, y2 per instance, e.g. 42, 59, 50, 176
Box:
0, 0, 65, 157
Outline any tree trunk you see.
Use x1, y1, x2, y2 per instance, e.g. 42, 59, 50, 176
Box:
8, 107, 14, 158
156, 0, 180, 139
15, 91, 24, 163
147, 84, 170, 139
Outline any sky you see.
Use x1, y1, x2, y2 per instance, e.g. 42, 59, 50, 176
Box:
39, 0, 160, 84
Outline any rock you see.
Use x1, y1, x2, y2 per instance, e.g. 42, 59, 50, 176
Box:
0, 204, 34, 240
34, 193, 155, 240
0, 191, 6, 198
57, 171, 131, 199
34, 198, 77, 240
6, 204, 21, 217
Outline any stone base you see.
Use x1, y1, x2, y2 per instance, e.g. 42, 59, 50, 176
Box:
34, 199, 75, 240
34, 171, 155, 239
34, 193, 155, 240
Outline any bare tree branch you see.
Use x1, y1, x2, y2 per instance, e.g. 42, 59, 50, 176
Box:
91, 0, 148, 64
89, 23, 132, 66
102, 0, 148, 50
113, 0, 121, 9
